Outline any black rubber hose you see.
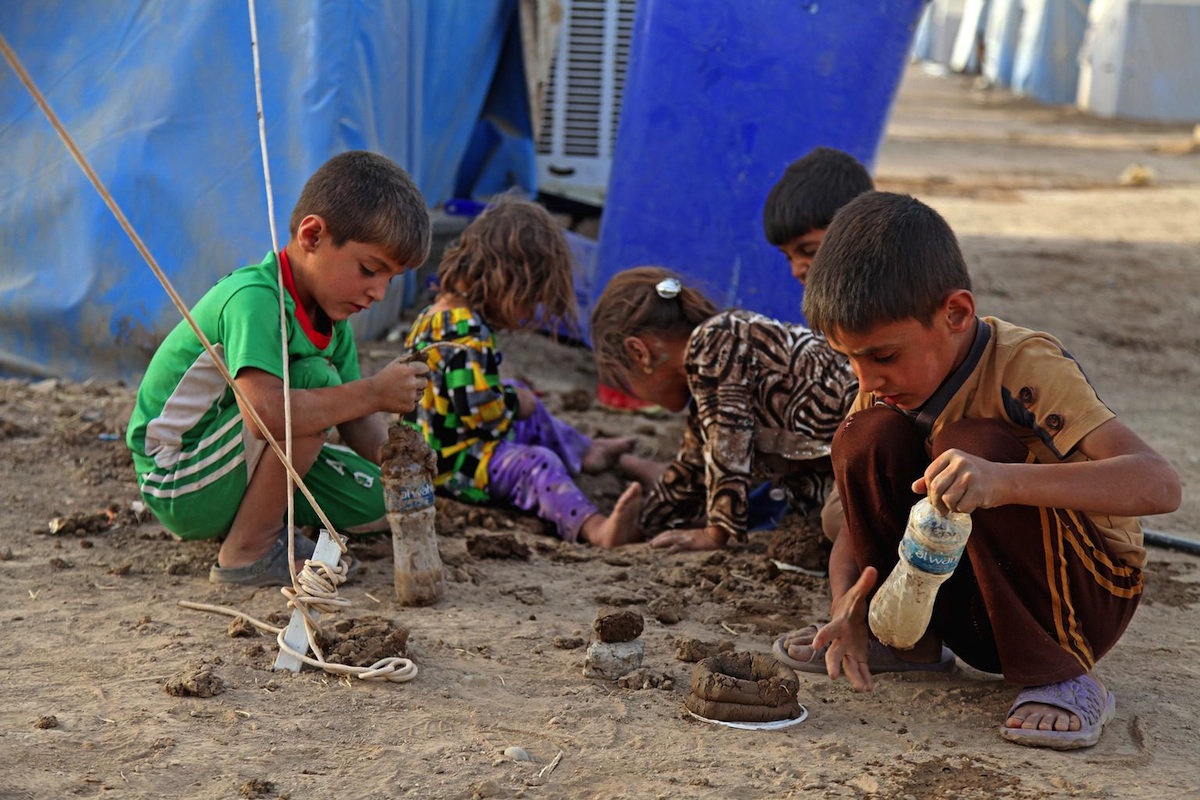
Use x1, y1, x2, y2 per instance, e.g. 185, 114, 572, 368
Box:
1144, 528, 1200, 557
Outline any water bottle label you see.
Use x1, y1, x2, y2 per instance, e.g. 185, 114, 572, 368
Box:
900, 536, 963, 575
386, 481, 435, 512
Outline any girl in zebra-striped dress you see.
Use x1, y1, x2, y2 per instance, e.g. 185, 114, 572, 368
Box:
590, 266, 858, 551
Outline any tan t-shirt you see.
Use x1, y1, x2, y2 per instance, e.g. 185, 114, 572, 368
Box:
845, 316, 1144, 567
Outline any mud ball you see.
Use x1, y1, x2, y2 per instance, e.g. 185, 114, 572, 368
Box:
684, 651, 801, 723
593, 610, 644, 643
766, 513, 831, 575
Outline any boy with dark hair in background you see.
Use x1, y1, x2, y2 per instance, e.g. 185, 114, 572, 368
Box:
763, 146, 875, 286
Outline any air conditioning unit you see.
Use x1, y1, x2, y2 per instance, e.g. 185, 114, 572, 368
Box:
535, 0, 636, 207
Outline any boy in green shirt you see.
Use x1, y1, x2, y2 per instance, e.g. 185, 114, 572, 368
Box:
127, 151, 432, 586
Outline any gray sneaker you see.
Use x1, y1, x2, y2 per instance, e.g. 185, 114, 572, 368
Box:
209, 530, 357, 586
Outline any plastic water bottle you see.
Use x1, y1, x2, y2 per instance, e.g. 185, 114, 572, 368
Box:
380, 424, 445, 606
868, 497, 972, 649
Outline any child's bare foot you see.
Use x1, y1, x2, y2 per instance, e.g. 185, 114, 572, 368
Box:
581, 483, 644, 547
581, 436, 637, 474
618, 452, 668, 489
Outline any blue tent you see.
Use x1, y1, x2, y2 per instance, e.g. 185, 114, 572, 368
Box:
0, 0, 534, 381
594, 0, 926, 325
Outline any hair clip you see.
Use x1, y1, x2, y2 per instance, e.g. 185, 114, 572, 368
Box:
655, 278, 681, 299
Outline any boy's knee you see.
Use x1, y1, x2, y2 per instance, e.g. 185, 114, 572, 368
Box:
832, 405, 923, 468
526, 445, 565, 473
820, 491, 843, 542
289, 356, 343, 390
933, 418, 1027, 463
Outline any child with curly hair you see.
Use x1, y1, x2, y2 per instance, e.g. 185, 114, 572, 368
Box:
405, 198, 640, 547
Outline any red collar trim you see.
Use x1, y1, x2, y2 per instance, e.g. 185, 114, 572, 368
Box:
279, 249, 332, 349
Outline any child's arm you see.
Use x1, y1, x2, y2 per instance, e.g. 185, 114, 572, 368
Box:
235, 357, 429, 444
338, 414, 390, 464
513, 385, 538, 420
639, 418, 720, 547
916, 418, 1181, 518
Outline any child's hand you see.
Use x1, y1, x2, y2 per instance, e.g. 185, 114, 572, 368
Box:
648, 525, 728, 551
374, 357, 431, 414
514, 386, 539, 419
912, 448, 1006, 515
812, 566, 878, 692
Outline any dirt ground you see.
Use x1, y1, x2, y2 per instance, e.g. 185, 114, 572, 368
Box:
2, 66, 1199, 800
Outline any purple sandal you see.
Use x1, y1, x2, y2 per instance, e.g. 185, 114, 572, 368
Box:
1000, 673, 1115, 750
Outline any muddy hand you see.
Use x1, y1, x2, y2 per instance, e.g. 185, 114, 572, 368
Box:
376, 357, 431, 413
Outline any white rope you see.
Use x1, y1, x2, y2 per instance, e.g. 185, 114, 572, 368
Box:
180, 561, 420, 684
0, 30, 402, 682
246, 0, 300, 581
242, 0, 380, 681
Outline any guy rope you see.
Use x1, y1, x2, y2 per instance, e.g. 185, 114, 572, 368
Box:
0, 5, 416, 683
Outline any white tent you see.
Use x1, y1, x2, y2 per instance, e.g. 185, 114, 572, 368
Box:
1078, 0, 1200, 122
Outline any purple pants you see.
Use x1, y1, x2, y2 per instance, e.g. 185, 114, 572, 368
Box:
487, 398, 596, 542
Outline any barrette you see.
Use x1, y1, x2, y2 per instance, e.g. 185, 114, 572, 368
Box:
655, 278, 681, 299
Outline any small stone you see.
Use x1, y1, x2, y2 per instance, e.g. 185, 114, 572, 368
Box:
34, 715, 58, 729
471, 780, 504, 799
227, 617, 257, 638
164, 667, 224, 698
503, 746, 531, 762
466, 533, 531, 560
551, 635, 585, 650
647, 596, 681, 625
583, 639, 644, 680
617, 668, 649, 689
239, 779, 275, 799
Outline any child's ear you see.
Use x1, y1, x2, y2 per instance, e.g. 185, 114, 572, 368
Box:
623, 336, 651, 370
296, 215, 328, 252
943, 289, 976, 333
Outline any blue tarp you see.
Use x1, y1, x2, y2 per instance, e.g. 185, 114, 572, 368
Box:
913, 0, 965, 66
951, 0, 990, 73
0, 0, 533, 381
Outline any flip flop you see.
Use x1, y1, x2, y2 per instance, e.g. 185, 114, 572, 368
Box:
999, 673, 1115, 750
772, 625, 957, 675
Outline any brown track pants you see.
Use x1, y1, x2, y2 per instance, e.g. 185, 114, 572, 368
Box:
833, 406, 1142, 686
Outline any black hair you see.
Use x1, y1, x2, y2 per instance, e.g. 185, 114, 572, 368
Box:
289, 150, 431, 268
802, 191, 971, 335
763, 147, 875, 245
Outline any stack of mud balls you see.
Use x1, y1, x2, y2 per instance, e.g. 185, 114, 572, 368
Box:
685, 652, 802, 723
583, 610, 645, 680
